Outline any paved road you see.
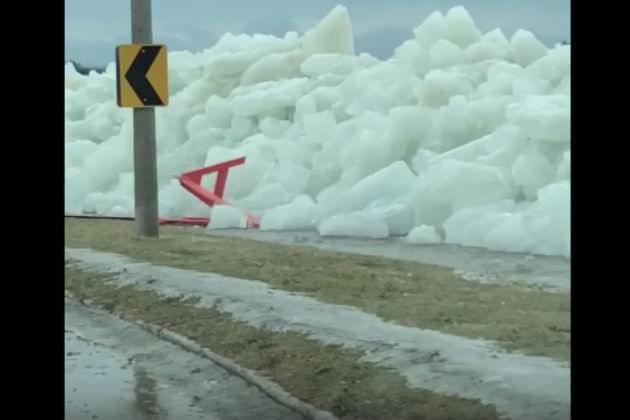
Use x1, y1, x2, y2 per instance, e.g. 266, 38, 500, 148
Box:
65, 299, 302, 420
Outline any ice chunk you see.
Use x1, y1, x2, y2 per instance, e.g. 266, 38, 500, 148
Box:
555, 151, 570, 182
524, 181, 570, 257
422, 69, 475, 107
509, 29, 548, 67
65, 140, 98, 167
77, 135, 133, 193
185, 114, 214, 137
412, 160, 513, 226
414, 11, 447, 47
429, 40, 463, 68
339, 119, 416, 174
522, 44, 570, 86
294, 94, 318, 124
301, 54, 358, 77
406, 225, 442, 244
259, 160, 311, 196
506, 95, 570, 142
226, 116, 255, 142
236, 183, 293, 212
204, 95, 234, 129
310, 86, 342, 114
317, 161, 417, 219
203, 36, 299, 78
511, 146, 556, 198
483, 213, 535, 254
412, 149, 439, 173
110, 173, 134, 197
241, 50, 304, 86
554, 76, 570, 96
260, 195, 317, 230
159, 179, 210, 218
168, 51, 203, 92
259, 117, 291, 139
464, 28, 510, 62
318, 212, 389, 238
230, 78, 309, 117
364, 200, 415, 235
512, 79, 552, 95
208, 205, 247, 229
202, 145, 272, 199
393, 40, 431, 76
443, 200, 520, 248
65, 63, 87, 91
67, 115, 120, 144
443, 182, 570, 257
304, 111, 336, 144
110, 206, 131, 217
387, 105, 433, 152
431, 124, 526, 167
83, 192, 133, 216
445, 6, 482, 48
302, 5, 355, 56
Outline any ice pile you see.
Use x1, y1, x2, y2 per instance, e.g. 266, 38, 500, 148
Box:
65, 5, 570, 258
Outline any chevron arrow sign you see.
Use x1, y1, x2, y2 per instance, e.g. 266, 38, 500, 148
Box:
116, 44, 168, 108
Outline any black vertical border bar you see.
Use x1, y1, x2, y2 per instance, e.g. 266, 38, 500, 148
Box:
115, 46, 123, 107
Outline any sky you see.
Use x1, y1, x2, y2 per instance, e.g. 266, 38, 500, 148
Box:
65, 0, 570, 67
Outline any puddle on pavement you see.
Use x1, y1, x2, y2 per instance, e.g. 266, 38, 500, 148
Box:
65, 299, 304, 420
65, 330, 208, 420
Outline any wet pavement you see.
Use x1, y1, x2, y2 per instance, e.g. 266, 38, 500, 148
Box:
65, 299, 303, 420
207, 229, 570, 292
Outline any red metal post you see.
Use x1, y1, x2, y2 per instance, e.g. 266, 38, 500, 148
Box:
167, 156, 260, 229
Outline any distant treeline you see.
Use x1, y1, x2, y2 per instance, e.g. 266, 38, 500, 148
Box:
66, 60, 106, 75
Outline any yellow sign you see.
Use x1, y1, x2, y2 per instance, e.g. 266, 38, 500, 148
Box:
116, 44, 168, 108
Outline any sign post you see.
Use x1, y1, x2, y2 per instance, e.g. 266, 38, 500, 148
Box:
115, 0, 169, 238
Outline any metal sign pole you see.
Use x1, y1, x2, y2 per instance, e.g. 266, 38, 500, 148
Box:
130, 0, 159, 237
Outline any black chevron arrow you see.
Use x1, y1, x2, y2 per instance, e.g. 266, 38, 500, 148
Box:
125, 46, 163, 106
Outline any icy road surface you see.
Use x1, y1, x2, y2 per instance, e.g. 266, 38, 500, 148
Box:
65, 299, 302, 420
